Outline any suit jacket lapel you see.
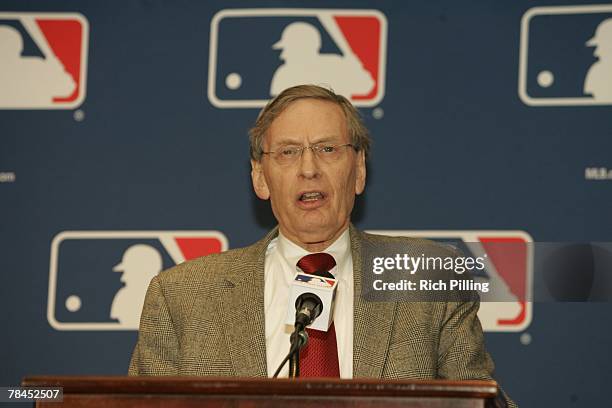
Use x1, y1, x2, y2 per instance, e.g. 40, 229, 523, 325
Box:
218, 227, 279, 378
350, 225, 397, 378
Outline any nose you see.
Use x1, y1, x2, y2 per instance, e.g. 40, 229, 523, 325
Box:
298, 147, 320, 179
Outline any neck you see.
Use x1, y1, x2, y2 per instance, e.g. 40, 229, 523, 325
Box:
280, 224, 349, 253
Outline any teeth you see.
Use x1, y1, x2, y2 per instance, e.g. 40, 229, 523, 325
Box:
300, 192, 323, 201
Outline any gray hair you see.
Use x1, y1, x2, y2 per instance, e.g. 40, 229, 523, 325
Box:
249, 85, 371, 161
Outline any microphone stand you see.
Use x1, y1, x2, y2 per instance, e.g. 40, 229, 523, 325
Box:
273, 325, 308, 378
288, 324, 307, 378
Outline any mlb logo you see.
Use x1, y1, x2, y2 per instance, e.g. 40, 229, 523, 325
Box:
47, 231, 228, 331
207, 9, 387, 108
0, 12, 88, 109
367, 230, 533, 332
519, 5, 612, 106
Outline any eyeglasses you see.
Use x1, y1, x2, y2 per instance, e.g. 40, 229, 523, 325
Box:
261, 143, 355, 166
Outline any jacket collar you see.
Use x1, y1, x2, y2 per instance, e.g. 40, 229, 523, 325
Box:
350, 226, 397, 378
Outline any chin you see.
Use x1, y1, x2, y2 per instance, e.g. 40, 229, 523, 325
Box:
296, 224, 341, 242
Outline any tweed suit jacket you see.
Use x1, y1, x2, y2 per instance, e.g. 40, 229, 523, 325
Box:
128, 225, 515, 406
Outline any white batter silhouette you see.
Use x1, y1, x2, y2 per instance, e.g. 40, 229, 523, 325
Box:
465, 242, 522, 332
0, 24, 75, 107
270, 22, 374, 98
111, 244, 162, 329
584, 18, 612, 102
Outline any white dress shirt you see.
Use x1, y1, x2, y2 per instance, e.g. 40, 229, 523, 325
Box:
264, 228, 354, 378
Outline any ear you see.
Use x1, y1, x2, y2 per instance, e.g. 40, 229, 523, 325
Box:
354, 150, 366, 195
251, 159, 270, 200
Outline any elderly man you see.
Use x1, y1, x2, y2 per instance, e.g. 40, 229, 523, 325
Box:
129, 84, 515, 406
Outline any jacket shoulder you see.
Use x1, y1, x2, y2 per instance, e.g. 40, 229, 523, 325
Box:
358, 230, 459, 257
154, 243, 259, 287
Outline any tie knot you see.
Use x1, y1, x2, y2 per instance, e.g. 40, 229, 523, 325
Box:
297, 253, 336, 278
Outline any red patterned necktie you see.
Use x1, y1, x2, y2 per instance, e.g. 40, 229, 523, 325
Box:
296, 253, 340, 378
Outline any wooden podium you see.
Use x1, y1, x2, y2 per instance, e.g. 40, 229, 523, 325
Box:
22, 376, 500, 407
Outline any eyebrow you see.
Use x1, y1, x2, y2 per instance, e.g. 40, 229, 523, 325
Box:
271, 135, 343, 148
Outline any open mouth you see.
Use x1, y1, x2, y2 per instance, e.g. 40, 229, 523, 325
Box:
299, 191, 325, 202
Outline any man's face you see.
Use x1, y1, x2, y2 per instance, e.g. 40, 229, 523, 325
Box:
251, 99, 366, 252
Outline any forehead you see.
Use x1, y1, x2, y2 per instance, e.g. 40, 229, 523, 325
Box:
265, 98, 347, 145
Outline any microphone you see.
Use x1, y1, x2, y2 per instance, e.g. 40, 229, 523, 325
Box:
294, 292, 323, 328
273, 273, 338, 378
285, 272, 337, 331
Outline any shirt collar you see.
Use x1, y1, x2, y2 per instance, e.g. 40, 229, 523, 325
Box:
276, 228, 350, 278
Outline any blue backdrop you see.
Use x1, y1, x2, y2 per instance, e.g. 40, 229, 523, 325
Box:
1, 1, 611, 407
